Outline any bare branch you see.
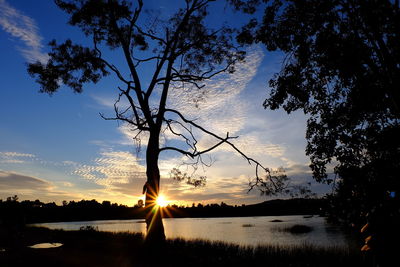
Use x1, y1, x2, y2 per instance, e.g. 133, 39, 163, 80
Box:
99, 86, 150, 131
119, 86, 149, 131
132, 55, 164, 67
134, 24, 167, 46
160, 133, 233, 158
144, 48, 170, 100
107, 1, 154, 127
164, 119, 197, 151
93, 35, 132, 85
163, 108, 284, 192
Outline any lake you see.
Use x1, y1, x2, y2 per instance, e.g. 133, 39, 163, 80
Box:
32, 215, 353, 248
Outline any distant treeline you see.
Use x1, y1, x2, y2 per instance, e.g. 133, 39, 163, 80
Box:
0, 195, 327, 225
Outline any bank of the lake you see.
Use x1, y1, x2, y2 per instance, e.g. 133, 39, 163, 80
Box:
0, 227, 368, 267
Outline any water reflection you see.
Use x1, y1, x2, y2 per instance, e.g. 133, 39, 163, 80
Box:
31, 215, 351, 248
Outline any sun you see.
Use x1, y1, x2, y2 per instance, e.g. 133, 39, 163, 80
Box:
156, 195, 168, 207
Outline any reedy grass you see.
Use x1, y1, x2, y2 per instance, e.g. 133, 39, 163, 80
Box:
166, 236, 360, 267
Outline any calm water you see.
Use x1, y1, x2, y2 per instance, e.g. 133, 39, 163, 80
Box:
32, 215, 351, 248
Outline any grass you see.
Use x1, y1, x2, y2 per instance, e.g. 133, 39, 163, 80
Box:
0, 226, 367, 267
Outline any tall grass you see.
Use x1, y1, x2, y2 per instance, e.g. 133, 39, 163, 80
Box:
165, 237, 362, 267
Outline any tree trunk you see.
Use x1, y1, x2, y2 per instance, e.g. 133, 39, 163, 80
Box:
144, 132, 166, 244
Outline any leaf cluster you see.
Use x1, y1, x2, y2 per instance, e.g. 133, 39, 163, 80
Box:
28, 39, 109, 93
170, 168, 206, 187
56, 0, 146, 49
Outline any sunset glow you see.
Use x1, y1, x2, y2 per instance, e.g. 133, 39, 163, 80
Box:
156, 195, 168, 207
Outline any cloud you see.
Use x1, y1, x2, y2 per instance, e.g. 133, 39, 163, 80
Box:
0, 170, 51, 191
168, 47, 264, 136
74, 150, 146, 187
0, 151, 36, 164
90, 94, 120, 109
285, 164, 312, 175
172, 192, 246, 203
0, 170, 87, 203
59, 181, 74, 187
105, 178, 146, 196
162, 177, 260, 205
0, 152, 35, 158
117, 123, 150, 146
197, 133, 286, 160
0, 0, 48, 63
71, 150, 181, 200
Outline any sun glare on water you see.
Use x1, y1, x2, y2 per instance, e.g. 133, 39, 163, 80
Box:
156, 195, 168, 207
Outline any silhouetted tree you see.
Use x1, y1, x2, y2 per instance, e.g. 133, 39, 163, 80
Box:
232, 0, 400, 264
102, 200, 111, 207
28, 0, 288, 244
137, 199, 144, 208
6, 195, 19, 202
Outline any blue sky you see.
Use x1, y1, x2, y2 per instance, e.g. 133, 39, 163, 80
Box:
0, 0, 331, 206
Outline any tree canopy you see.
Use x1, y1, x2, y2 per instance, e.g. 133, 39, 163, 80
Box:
232, 0, 400, 260
261, 0, 399, 181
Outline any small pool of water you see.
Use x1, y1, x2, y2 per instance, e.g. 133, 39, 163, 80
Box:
28, 243, 63, 249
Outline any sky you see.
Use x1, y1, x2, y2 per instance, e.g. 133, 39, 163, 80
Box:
0, 0, 332, 206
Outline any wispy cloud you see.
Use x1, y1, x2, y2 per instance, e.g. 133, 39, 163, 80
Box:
0, 0, 48, 63
168, 46, 264, 136
74, 150, 146, 187
90, 94, 118, 109
235, 136, 285, 158
0, 151, 35, 158
196, 133, 286, 160
0, 151, 36, 164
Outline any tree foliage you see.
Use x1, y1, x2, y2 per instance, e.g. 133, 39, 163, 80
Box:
232, 2, 400, 258
257, 0, 400, 182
